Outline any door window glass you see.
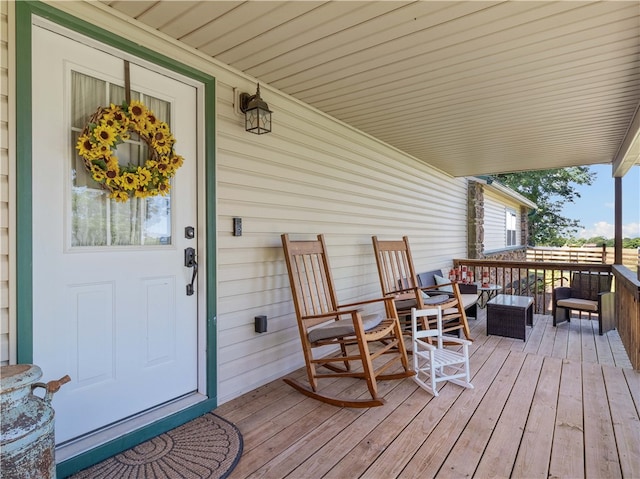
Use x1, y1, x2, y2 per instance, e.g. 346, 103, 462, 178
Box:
70, 71, 172, 247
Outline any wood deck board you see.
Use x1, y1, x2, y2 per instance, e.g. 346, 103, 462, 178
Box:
324, 332, 502, 479
324, 383, 435, 479
380, 348, 512, 478
473, 354, 543, 478
580, 319, 599, 364
512, 357, 561, 479
234, 379, 368, 477
287, 378, 422, 479
566, 316, 584, 361
623, 368, 640, 411
248, 373, 410, 478
522, 312, 546, 354
436, 351, 528, 478
220, 312, 638, 479
216, 368, 308, 421
551, 320, 569, 358
593, 319, 616, 366
247, 400, 369, 478
583, 362, 622, 478
339, 337, 501, 478
535, 317, 557, 358
610, 331, 634, 369
602, 365, 640, 478
549, 359, 584, 479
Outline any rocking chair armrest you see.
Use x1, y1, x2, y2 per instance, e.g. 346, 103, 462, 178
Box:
414, 338, 437, 352
303, 305, 375, 321
441, 337, 472, 347
420, 284, 446, 292
339, 296, 396, 309
301, 310, 347, 321
382, 287, 416, 298
419, 284, 455, 296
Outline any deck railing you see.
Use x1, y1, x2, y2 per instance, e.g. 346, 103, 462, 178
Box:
613, 265, 640, 369
452, 259, 612, 315
526, 245, 606, 264
526, 245, 639, 270
453, 258, 639, 369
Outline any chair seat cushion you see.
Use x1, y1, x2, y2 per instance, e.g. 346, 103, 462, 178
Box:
422, 294, 452, 305
308, 313, 384, 342
557, 298, 598, 312
395, 298, 418, 311
395, 291, 456, 312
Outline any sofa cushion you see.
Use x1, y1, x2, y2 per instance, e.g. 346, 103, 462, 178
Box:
434, 274, 454, 293
557, 298, 598, 313
417, 270, 442, 288
459, 293, 479, 310
439, 294, 479, 317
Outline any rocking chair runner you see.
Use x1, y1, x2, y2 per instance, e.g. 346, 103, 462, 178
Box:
411, 307, 473, 396
281, 234, 413, 408
371, 236, 472, 340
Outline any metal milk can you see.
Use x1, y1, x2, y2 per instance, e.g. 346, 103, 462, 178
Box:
0, 364, 70, 479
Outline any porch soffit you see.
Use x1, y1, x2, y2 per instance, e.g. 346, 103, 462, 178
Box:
101, 0, 640, 178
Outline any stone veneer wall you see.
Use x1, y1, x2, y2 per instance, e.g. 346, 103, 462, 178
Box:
467, 180, 531, 261
467, 181, 484, 259
482, 248, 528, 261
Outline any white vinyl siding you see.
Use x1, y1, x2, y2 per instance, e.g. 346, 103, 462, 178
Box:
7, 2, 469, 402
484, 189, 521, 252
215, 81, 469, 401
1, 0, 10, 365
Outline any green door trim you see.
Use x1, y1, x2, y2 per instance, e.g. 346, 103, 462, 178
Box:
15, 2, 217, 476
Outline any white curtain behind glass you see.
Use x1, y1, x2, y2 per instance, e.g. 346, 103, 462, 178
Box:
71, 70, 172, 247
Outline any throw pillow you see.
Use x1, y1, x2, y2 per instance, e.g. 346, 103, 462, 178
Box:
434, 274, 454, 293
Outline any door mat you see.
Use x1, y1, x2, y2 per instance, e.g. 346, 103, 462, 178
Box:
69, 413, 243, 479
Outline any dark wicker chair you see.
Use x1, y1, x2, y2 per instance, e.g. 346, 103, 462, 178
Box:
552, 272, 613, 335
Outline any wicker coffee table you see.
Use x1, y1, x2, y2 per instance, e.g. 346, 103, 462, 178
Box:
486, 294, 534, 341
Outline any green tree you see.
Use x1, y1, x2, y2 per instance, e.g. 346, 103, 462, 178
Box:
493, 167, 596, 246
586, 236, 609, 247
623, 237, 640, 248
566, 237, 587, 246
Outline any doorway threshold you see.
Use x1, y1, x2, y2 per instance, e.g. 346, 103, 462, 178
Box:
56, 392, 207, 463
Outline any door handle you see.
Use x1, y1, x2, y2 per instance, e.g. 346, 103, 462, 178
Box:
184, 247, 197, 296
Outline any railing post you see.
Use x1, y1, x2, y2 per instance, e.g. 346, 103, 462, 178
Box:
614, 176, 622, 265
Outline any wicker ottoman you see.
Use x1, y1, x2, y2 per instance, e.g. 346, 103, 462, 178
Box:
486, 294, 534, 341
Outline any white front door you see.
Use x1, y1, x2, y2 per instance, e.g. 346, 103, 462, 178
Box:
31, 25, 201, 444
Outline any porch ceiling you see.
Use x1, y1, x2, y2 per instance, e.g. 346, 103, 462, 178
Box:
101, 1, 640, 178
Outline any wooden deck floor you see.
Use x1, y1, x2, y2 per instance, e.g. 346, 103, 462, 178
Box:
215, 312, 639, 478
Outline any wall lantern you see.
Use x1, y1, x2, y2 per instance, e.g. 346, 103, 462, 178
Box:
239, 83, 272, 135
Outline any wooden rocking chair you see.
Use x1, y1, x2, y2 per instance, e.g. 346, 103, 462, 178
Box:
281, 234, 413, 407
371, 236, 472, 340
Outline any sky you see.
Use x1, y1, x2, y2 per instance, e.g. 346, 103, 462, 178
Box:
560, 164, 640, 240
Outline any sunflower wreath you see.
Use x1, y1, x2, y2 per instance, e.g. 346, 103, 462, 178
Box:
75, 100, 184, 202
